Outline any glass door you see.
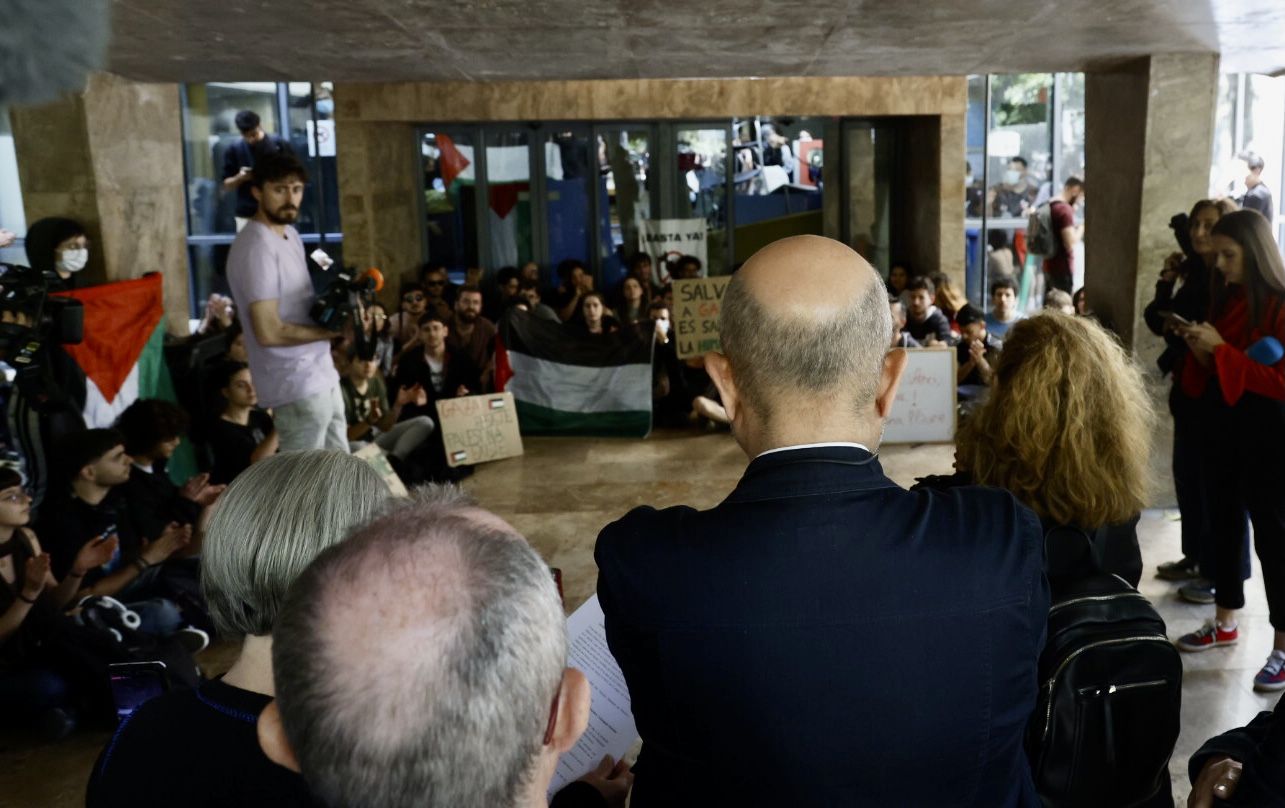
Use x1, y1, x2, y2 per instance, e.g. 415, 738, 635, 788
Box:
421, 128, 482, 277
596, 126, 653, 290
674, 125, 730, 276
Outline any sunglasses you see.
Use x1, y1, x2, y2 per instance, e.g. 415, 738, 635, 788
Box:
403, 294, 426, 303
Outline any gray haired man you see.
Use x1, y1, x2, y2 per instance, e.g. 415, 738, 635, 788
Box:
257, 489, 632, 808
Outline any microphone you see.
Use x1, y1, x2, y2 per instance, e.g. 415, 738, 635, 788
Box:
0, 0, 111, 107
356, 267, 385, 293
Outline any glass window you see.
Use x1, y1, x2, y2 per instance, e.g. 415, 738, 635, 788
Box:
544, 128, 593, 271
675, 127, 729, 275
731, 117, 825, 265
422, 130, 480, 275
843, 120, 894, 277
0, 109, 25, 264
1243, 74, 1284, 231
597, 128, 652, 289
484, 129, 533, 271
985, 74, 1052, 223
182, 82, 280, 236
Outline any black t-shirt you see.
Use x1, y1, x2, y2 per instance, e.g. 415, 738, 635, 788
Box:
222, 136, 293, 218
119, 462, 201, 543
905, 308, 952, 343
35, 492, 139, 585
87, 677, 318, 808
209, 410, 275, 485
956, 333, 1003, 386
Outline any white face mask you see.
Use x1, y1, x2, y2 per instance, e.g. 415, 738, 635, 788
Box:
1003, 170, 1021, 185
57, 248, 89, 274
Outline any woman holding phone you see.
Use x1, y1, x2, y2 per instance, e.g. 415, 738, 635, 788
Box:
1174, 209, 1285, 693
1143, 198, 1245, 597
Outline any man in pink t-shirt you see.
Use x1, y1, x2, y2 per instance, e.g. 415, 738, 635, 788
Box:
226, 152, 347, 453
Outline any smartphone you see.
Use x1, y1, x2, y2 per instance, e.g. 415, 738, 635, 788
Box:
1163, 311, 1192, 327
108, 661, 171, 721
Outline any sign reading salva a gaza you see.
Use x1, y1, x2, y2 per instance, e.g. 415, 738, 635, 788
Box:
673, 277, 729, 359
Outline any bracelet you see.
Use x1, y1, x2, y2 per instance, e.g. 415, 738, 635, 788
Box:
134, 557, 151, 572
17, 591, 37, 604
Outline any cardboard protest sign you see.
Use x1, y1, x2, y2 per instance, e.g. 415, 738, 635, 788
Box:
672, 277, 729, 359
353, 443, 410, 497
883, 346, 956, 444
435, 392, 524, 467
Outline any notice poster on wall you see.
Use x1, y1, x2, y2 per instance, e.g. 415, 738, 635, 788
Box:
883, 347, 956, 444
435, 392, 525, 468
672, 277, 729, 359
638, 218, 708, 286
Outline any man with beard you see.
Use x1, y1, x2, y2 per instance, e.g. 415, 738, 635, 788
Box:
226, 152, 347, 453
446, 285, 497, 391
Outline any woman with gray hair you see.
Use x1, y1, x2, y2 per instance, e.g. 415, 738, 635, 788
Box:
86, 451, 390, 808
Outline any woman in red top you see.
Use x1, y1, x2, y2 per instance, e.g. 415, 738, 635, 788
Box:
1174, 209, 1285, 692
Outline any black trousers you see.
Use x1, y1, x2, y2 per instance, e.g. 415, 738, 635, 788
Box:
1171, 386, 1250, 578
1206, 390, 1285, 629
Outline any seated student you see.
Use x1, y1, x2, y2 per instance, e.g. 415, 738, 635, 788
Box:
36, 430, 204, 641
616, 277, 649, 328
363, 302, 396, 375
487, 266, 522, 322
396, 312, 481, 481
1044, 288, 1074, 315
448, 285, 497, 390
1188, 693, 1285, 807
626, 251, 658, 296
889, 297, 921, 348
86, 451, 392, 808
341, 351, 434, 475
922, 313, 1149, 588
256, 487, 633, 808
0, 466, 119, 740
597, 236, 1047, 805
568, 292, 621, 338
903, 275, 953, 344
388, 281, 430, 350
985, 276, 1025, 338
207, 361, 278, 486
224, 320, 249, 364
931, 271, 968, 336
672, 254, 703, 280
553, 259, 595, 322
116, 399, 224, 544
955, 304, 1002, 395
518, 280, 561, 322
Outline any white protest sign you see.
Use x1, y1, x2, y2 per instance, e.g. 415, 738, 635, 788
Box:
883, 347, 956, 444
638, 218, 708, 285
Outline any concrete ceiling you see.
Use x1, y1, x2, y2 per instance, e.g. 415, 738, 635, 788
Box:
107, 0, 1285, 83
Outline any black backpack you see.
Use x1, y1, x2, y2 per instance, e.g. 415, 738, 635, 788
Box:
1026, 526, 1182, 807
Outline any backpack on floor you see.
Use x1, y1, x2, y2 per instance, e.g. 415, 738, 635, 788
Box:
1026, 203, 1057, 258
1026, 526, 1182, 808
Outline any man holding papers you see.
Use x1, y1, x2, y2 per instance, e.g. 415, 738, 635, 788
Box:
595, 236, 1049, 807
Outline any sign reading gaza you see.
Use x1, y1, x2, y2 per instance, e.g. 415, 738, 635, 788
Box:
435, 393, 524, 468
672, 277, 729, 359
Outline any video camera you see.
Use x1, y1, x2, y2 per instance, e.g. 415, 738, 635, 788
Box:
310, 266, 385, 333
0, 262, 83, 368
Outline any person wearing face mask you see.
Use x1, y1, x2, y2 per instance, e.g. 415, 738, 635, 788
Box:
1144, 198, 1247, 595
23, 217, 91, 291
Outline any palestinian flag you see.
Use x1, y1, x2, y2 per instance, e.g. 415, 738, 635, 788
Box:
496, 310, 652, 437
55, 274, 197, 481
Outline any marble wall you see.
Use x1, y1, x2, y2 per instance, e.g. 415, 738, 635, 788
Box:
335, 76, 968, 287
1085, 54, 1218, 352
10, 73, 190, 333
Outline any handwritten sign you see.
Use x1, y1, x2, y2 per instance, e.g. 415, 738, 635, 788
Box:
883, 347, 956, 444
435, 392, 524, 468
673, 277, 729, 359
638, 218, 708, 285
353, 443, 410, 498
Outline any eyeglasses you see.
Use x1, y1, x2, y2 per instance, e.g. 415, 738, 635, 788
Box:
372, 312, 388, 320
0, 490, 30, 503
403, 294, 426, 303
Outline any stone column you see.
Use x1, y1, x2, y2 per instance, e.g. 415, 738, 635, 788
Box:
9, 73, 191, 334
1085, 53, 1219, 354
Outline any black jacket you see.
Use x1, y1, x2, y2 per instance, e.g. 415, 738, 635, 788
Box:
596, 445, 1048, 807
392, 348, 481, 422
1189, 693, 1285, 806
1143, 256, 1210, 376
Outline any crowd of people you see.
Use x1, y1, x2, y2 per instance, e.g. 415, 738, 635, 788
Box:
2, 132, 1285, 807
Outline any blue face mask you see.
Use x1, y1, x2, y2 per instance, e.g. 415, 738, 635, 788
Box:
316, 99, 334, 116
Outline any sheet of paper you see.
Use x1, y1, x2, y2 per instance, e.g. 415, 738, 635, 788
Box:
547, 595, 639, 795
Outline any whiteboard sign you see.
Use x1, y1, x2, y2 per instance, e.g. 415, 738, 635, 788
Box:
883, 347, 956, 444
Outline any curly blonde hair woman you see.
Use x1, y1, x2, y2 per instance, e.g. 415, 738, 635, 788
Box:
961, 312, 1155, 584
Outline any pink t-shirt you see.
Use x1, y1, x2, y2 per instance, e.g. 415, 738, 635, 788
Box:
226, 222, 337, 408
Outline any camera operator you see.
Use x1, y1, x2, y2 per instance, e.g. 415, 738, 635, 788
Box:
226, 152, 347, 453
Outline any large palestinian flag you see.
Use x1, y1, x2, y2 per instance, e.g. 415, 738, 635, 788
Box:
496, 310, 652, 437
54, 274, 197, 481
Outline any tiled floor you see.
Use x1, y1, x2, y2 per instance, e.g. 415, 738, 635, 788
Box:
0, 430, 1275, 805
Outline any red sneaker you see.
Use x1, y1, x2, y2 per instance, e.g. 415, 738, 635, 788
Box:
1176, 621, 1238, 652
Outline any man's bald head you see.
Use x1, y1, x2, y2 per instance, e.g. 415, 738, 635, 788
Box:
270, 486, 567, 808
718, 235, 892, 416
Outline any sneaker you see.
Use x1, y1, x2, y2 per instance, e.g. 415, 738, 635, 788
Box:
1179, 580, 1216, 604
1256, 651, 1285, 692
1176, 621, 1239, 652
1156, 556, 1201, 581
175, 626, 210, 655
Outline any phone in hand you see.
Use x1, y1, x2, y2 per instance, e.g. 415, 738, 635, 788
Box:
109, 661, 171, 721
1162, 311, 1192, 327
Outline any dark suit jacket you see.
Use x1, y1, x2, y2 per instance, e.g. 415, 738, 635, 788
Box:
596, 445, 1049, 807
